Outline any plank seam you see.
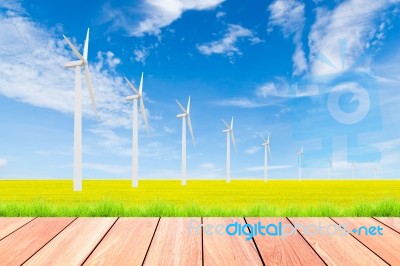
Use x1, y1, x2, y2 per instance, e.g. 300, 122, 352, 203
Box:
81, 217, 120, 266
201, 217, 204, 266
243, 217, 265, 266
21, 217, 78, 265
372, 217, 400, 235
329, 217, 390, 266
0, 217, 37, 242
141, 217, 161, 266
286, 217, 328, 266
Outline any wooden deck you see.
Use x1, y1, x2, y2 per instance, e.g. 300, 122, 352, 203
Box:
0, 217, 399, 265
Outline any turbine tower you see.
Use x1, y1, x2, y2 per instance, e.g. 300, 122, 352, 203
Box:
176, 97, 194, 185
222, 117, 237, 183
261, 133, 271, 182
63, 28, 97, 191
297, 146, 303, 181
124, 73, 150, 188
329, 156, 333, 180
352, 162, 356, 180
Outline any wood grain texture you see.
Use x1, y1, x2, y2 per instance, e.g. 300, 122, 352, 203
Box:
332, 217, 400, 265
24, 217, 117, 266
203, 217, 263, 266
289, 217, 386, 266
0, 217, 34, 240
0, 218, 74, 265
374, 217, 400, 233
84, 218, 159, 266
246, 217, 324, 265
144, 218, 202, 266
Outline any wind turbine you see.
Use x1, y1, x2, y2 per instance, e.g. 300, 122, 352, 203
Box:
352, 162, 356, 180
222, 117, 237, 183
124, 73, 150, 188
176, 97, 194, 185
63, 28, 97, 191
297, 146, 303, 181
261, 133, 271, 182
328, 156, 333, 180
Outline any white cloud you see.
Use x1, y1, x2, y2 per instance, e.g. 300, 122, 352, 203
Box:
0, 6, 137, 131
197, 24, 258, 60
84, 163, 131, 175
216, 11, 226, 19
308, 0, 399, 76
103, 0, 224, 36
133, 48, 149, 65
0, 158, 8, 167
268, 0, 307, 75
212, 97, 269, 108
255, 82, 285, 98
200, 163, 216, 169
244, 146, 261, 155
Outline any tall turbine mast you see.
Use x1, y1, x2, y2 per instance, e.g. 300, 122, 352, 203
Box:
261, 133, 271, 182
63, 28, 97, 191
176, 97, 194, 185
297, 146, 303, 181
125, 73, 150, 187
223, 117, 236, 183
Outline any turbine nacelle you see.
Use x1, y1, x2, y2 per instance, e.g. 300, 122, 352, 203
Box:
222, 117, 236, 152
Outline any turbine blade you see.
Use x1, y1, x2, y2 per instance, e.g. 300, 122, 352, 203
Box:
230, 117, 234, 130
187, 96, 191, 114
63, 35, 85, 61
84, 64, 98, 117
222, 119, 229, 129
231, 130, 237, 152
267, 133, 270, 143
268, 144, 271, 157
187, 115, 195, 144
139, 72, 144, 95
83, 28, 89, 61
140, 97, 150, 134
301, 146, 303, 153
176, 99, 186, 113
261, 135, 267, 143
124, 77, 139, 95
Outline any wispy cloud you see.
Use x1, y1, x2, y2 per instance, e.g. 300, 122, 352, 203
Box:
211, 97, 270, 108
0, 158, 8, 168
84, 163, 131, 175
244, 146, 261, 155
102, 0, 224, 36
308, 0, 399, 75
268, 0, 307, 75
133, 48, 149, 65
197, 24, 260, 61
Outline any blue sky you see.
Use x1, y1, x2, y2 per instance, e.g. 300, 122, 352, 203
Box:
0, 0, 399, 180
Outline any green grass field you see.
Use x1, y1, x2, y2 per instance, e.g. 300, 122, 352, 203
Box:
0, 180, 399, 216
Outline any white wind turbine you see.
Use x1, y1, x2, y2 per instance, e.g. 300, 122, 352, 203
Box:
176, 97, 194, 185
222, 117, 237, 183
352, 162, 356, 180
261, 133, 271, 182
297, 146, 303, 181
63, 28, 97, 191
329, 156, 333, 180
124, 73, 150, 188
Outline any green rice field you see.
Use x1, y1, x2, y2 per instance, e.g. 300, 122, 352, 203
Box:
0, 180, 399, 217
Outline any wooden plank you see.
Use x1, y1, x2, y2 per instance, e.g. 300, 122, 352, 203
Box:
332, 217, 400, 265
84, 218, 159, 265
203, 218, 263, 266
289, 217, 386, 266
0, 217, 34, 240
24, 217, 117, 266
0, 218, 74, 265
246, 217, 324, 265
374, 217, 400, 233
143, 218, 202, 266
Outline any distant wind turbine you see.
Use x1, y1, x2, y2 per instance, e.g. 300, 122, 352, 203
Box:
352, 162, 356, 180
261, 133, 271, 182
329, 156, 333, 180
176, 97, 194, 185
297, 146, 303, 181
63, 28, 97, 191
124, 73, 150, 188
222, 117, 237, 183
